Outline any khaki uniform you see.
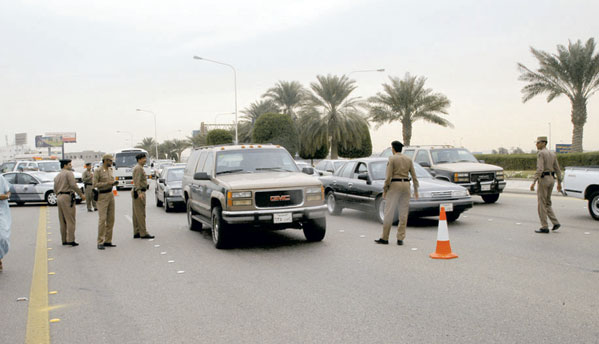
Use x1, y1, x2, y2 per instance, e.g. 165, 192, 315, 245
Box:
131, 164, 149, 236
54, 169, 84, 243
93, 166, 116, 245
82, 169, 97, 211
381, 153, 419, 241
534, 147, 561, 229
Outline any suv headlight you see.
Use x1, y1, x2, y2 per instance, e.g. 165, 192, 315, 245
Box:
168, 188, 182, 196
451, 189, 469, 197
232, 191, 252, 198
453, 172, 469, 182
495, 171, 504, 181
306, 186, 324, 201
228, 191, 253, 206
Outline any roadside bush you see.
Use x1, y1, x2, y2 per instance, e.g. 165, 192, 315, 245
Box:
299, 142, 329, 161
206, 129, 233, 145
338, 121, 372, 158
474, 151, 599, 170
252, 113, 298, 155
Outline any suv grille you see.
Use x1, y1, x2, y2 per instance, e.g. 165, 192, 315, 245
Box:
470, 173, 494, 182
255, 190, 303, 208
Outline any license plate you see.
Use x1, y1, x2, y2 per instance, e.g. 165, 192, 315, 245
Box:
481, 184, 491, 191
440, 203, 453, 212
273, 213, 292, 224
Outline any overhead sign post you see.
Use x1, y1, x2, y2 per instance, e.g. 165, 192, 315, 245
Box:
35, 132, 77, 159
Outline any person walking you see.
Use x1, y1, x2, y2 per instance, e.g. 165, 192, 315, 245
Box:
94, 154, 118, 250
54, 159, 85, 246
530, 136, 562, 233
82, 162, 98, 212
375, 140, 419, 246
132, 154, 154, 239
0, 174, 12, 272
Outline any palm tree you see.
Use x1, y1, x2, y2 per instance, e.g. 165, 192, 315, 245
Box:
135, 137, 158, 158
262, 80, 306, 119
300, 74, 367, 159
187, 133, 206, 148
368, 74, 452, 146
518, 38, 599, 152
241, 99, 279, 124
170, 139, 191, 162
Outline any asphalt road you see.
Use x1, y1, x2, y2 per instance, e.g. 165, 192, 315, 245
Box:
1, 186, 598, 344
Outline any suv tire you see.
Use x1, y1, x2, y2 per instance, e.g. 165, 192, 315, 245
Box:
156, 194, 163, 207
481, 194, 500, 203
187, 201, 202, 231
446, 211, 461, 222
326, 191, 342, 215
303, 217, 326, 242
588, 191, 599, 221
211, 206, 231, 249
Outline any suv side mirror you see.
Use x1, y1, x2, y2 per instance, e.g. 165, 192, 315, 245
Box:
357, 172, 371, 184
419, 162, 431, 168
29, 181, 38, 185
193, 172, 210, 181
158, 178, 165, 184
302, 167, 315, 175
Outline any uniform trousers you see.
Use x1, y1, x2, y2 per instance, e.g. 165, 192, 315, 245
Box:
97, 193, 115, 245
382, 181, 411, 241
537, 175, 559, 229
84, 185, 97, 210
57, 194, 76, 243
132, 191, 148, 236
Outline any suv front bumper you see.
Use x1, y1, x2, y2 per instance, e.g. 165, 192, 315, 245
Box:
459, 180, 506, 195
222, 205, 327, 224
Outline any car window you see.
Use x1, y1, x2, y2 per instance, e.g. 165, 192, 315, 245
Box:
215, 149, 298, 174
333, 163, 347, 176
415, 150, 431, 166
166, 168, 184, 182
38, 161, 61, 172
19, 173, 37, 184
340, 162, 356, 178
195, 151, 208, 173
201, 152, 214, 175
333, 161, 345, 171
315, 161, 326, 170
403, 150, 415, 159
185, 151, 201, 176
3, 173, 17, 184
431, 149, 478, 164
380, 147, 392, 157
353, 162, 368, 179
323, 161, 333, 172
369, 161, 432, 180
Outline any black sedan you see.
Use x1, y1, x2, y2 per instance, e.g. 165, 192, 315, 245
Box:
155, 166, 184, 212
320, 158, 472, 223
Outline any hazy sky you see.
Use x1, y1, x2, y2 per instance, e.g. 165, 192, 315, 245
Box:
1, 0, 598, 155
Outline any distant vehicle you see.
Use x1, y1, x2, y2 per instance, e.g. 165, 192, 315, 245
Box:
151, 159, 175, 178
0, 161, 16, 173
381, 145, 505, 203
6, 160, 83, 182
314, 159, 346, 176
563, 166, 599, 220
2, 171, 84, 206
113, 148, 151, 190
155, 166, 185, 212
320, 158, 472, 223
295, 161, 319, 177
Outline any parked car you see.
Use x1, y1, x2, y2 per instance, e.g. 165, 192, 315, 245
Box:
151, 159, 175, 178
2, 171, 84, 206
295, 161, 319, 177
1, 161, 16, 173
155, 166, 185, 212
183, 144, 327, 248
314, 159, 346, 176
7, 160, 83, 183
320, 158, 472, 223
382, 145, 505, 203
562, 166, 599, 220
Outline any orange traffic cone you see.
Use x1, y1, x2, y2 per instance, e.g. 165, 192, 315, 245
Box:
430, 206, 458, 259
112, 187, 118, 196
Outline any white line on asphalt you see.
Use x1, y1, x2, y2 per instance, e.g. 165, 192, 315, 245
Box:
125, 215, 132, 223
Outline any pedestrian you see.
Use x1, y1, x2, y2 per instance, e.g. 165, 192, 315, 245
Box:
530, 136, 562, 233
53, 159, 85, 246
375, 140, 419, 246
82, 162, 98, 212
132, 153, 154, 239
0, 174, 12, 272
94, 154, 119, 250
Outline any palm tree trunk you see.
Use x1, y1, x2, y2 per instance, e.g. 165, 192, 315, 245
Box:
402, 120, 412, 146
330, 138, 338, 159
570, 96, 587, 152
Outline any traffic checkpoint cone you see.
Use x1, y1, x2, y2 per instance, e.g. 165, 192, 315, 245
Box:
112, 186, 118, 196
430, 206, 458, 259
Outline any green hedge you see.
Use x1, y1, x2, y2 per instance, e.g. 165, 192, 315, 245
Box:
474, 152, 599, 170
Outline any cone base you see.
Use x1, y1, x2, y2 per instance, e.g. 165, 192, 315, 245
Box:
429, 252, 458, 259
430, 240, 458, 259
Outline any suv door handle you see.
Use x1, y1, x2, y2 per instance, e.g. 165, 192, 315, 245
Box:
348, 183, 353, 188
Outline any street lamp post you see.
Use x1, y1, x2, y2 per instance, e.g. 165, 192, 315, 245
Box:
193, 56, 238, 144
347, 68, 385, 77
116, 131, 133, 147
136, 108, 159, 159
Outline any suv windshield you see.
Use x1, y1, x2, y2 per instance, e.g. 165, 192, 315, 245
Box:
167, 168, 184, 182
115, 152, 148, 168
37, 161, 61, 172
431, 149, 478, 164
216, 149, 299, 174
370, 161, 432, 180
1, 162, 16, 173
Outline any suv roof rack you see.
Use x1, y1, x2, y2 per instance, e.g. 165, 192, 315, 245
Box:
406, 145, 455, 149
191, 143, 279, 150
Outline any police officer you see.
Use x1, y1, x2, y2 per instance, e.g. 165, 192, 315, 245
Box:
530, 136, 562, 233
375, 141, 419, 245
93, 154, 119, 250
132, 154, 154, 239
82, 162, 98, 212
53, 159, 85, 246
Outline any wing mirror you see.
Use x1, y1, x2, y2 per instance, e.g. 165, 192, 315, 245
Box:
478, 159, 485, 164
358, 172, 371, 184
302, 167, 315, 175
158, 178, 165, 184
193, 172, 210, 181
419, 162, 431, 168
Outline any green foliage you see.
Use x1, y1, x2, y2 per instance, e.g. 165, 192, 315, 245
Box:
299, 141, 329, 160
262, 80, 306, 118
338, 122, 372, 158
206, 129, 233, 146
135, 137, 158, 158
187, 133, 207, 148
474, 152, 599, 170
252, 113, 298, 155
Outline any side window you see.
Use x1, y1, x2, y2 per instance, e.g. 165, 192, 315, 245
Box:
354, 162, 368, 179
3, 173, 17, 184
19, 174, 36, 184
341, 162, 356, 178
195, 151, 208, 173
415, 150, 431, 166
201, 152, 214, 176
315, 161, 326, 170
325, 162, 334, 172
184, 151, 200, 176
403, 150, 415, 159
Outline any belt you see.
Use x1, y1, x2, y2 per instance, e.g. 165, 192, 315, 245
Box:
541, 172, 555, 177
57, 192, 72, 195
84, 183, 93, 186
98, 189, 113, 194
391, 178, 411, 182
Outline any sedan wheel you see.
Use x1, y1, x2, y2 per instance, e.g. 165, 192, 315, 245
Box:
326, 191, 342, 215
46, 191, 58, 206
589, 191, 599, 220
376, 197, 386, 224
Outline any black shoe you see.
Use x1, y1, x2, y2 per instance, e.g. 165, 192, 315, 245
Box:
133, 234, 140, 238
68, 242, 79, 247
140, 234, 155, 239
103, 243, 117, 247
94, 208, 98, 211
62, 242, 68, 245
374, 238, 389, 245
552, 224, 561, 231
397, 240, 403, 246
535, 228, 549, 234
97, 245, 105, 250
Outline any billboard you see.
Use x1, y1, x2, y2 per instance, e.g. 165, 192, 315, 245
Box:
46, 132, 76, 143
555, 144, 572, 153
15, 133, 27, 145
35, 135, 63, 148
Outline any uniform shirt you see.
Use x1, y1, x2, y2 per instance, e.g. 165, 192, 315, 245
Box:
82, 169, 93, 185
132, 164, 148, 192
53, 169, 84, 197
383, 153, 420, 194
534, 147, 562, 182
93, 166, 115, 192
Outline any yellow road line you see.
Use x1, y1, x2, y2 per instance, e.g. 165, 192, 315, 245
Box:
25, 207, 50, 344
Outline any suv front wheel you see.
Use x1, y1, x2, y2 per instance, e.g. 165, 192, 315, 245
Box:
481, 194, 500, 203
303, 217, 326, 242
211, 206, 231, 249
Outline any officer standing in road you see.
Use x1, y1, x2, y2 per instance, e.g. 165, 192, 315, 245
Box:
54, 159, 85, 246
94, 154, 119, 250
82, 162, 98, 212
376, 141, 419, 246
132, 154, 154, 239
530, 136, 562, 233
